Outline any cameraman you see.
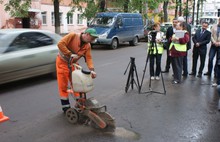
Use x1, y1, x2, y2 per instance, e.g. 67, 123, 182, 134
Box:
148, 23, 164, 80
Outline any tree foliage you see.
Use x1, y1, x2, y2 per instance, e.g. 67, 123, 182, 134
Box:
70, 0, 166, 20
147, 0, 164, 10
70, 0, 99, 20
4, 0, 31, 17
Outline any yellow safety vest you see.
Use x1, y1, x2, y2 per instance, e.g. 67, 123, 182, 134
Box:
148, 42, 164, 54
169, 31, 187, 52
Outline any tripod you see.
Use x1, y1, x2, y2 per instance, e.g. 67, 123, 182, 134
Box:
140, 32, 166, 95
124, 57, 140, 93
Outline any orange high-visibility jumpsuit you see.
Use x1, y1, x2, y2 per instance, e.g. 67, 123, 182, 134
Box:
56, 32, 94, 112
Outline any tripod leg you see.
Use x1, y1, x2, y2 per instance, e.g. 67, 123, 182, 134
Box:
125, 73, 131, 93
131, 67, 134, 90
160, 71, 166, 95
125, 64, 133, 93
134, 65, 141, 93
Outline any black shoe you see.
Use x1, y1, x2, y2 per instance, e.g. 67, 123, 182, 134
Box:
189, 72, 195, 76
197, 74, 202, 78
161, 70, 169, 73
204, 72, 211, 76
182, 73, 188, 77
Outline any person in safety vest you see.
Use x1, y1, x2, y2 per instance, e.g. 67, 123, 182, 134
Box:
169, 22, 189, 84
56, 28, 98, 113
148, 22, 164, 80
177, 16, 191, 77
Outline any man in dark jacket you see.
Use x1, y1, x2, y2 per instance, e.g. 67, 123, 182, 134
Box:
162, 18, 178, 73
189, 22, 211, 77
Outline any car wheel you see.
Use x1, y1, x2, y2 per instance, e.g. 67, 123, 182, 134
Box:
110, 38, 118, 50
129, 36, 138, 46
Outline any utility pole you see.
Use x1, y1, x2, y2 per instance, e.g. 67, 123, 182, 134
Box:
196, 0, 200, 25
144, 0, 148, 25
200, 0, 203, 17
186, 0, 189, 23
192, 0, 195, 25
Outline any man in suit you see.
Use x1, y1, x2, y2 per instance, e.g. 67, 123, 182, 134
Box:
162, 18, 178, 73
189, 22, 211, 77
204, 18, 220, 77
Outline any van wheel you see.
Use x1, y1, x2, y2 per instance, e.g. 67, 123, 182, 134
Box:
110, 38, 118, 50
129, 36, 138, 46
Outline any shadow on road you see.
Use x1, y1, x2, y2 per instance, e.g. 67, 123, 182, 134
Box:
0, 74, 56, 94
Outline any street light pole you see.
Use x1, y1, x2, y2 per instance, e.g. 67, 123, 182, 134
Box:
186, 0, 189, 23
192, 0, 195, 25
196, 0, 200, 25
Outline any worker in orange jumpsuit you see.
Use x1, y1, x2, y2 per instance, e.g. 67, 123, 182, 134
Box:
56, 28, 98, 113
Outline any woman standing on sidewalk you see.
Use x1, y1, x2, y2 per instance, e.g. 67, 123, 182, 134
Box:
169, 22, 189, 84
148, 23, 164, 80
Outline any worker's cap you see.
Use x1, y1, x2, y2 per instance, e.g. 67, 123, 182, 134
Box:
84, 28, 99, 38
177, 16, 185, 22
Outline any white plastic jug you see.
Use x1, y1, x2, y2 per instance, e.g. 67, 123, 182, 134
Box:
71, 64, 94, 93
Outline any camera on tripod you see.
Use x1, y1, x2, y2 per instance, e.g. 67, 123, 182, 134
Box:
148, 30, 157, 42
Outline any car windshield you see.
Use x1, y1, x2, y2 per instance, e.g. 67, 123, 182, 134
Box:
90, 16, 115, 27
200, 18, 218, 25
0, 33, 7, 53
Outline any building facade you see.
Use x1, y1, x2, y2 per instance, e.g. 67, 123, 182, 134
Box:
0, 0, 88, 33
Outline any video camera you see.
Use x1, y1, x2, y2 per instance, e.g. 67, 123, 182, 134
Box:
148, 30, 157, 42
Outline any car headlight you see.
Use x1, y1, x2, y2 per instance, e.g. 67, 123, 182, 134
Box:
99, 32, 108, 39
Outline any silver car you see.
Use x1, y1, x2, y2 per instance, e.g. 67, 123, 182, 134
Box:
0, 29, 61, 85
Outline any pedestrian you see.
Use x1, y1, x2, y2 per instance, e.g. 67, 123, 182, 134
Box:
169, 22, 189, 84
215, 46, 220, 111
204, 18, 220, 77
177, 16, 191, 77
189, 22, 211, 77
56, 28, 98, 113
148, 23, 164, 80
162, 18, 178, 73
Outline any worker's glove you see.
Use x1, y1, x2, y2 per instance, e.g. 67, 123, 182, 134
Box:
70, 54, 79, 63
91, 71, 97, 79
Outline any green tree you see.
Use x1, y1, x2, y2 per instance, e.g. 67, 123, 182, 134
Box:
4, 0, 31, 17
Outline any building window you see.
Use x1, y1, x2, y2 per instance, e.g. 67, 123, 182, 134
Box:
67, 13, 73, 25
77, 14, 83, 25
41, 12, 47, 25
51, 12, 63, 25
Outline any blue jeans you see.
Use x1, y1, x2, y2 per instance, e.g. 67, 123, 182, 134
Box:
207, 45, 218, 75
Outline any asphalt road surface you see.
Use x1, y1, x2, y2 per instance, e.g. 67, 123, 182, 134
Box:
0, 42, 220, 142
